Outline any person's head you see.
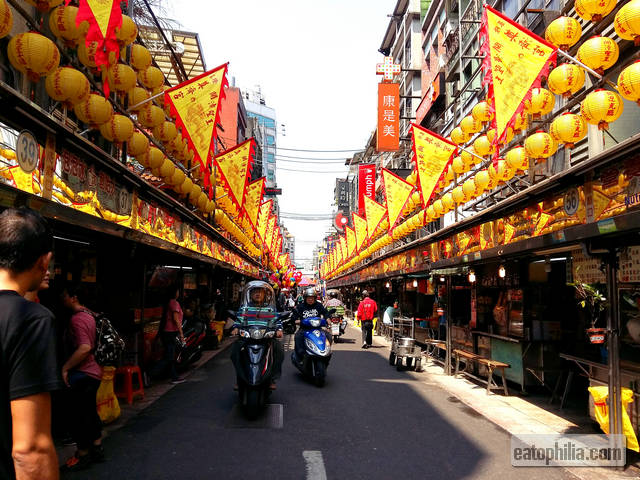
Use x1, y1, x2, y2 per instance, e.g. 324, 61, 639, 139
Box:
393, 300, 399, 309
329, 291, 338, 299
250, 288, 266, 305
362, 290, 369, 298
304, 287, 316, 305
0, 208, 53, 292
201, 303, 214, 320
61, 283, 87, 311
166, 285, 180, 303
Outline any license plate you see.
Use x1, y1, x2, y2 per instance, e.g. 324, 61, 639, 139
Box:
332, 325, 340, 335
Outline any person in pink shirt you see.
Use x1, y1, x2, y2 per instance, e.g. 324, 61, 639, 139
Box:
157, 286, 185, 384
60, 285, 104, 472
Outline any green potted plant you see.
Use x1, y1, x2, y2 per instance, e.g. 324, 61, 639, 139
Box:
569, 277, 608, 344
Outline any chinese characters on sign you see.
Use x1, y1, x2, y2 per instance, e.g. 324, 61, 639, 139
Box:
412, 124, 457, 207
358, 164, 376, 215
382, 168, 414, 231
377, 82, 400, 152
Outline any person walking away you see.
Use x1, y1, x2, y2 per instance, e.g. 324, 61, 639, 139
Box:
357, 290, 378, 349
324, 291, 345, 317
156, 287, 186, 384
0, 208, 61, 480
59, 285, 104, 471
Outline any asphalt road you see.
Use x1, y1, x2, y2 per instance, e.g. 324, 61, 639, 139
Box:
62, 326, 576, 480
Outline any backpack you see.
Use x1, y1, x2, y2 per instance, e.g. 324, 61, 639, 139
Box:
92, 312, 125, 366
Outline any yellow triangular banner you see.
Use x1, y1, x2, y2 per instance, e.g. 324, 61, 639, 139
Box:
412, 124, 457, 207
363, 195, 387, 240
243, 177, 264, 230
265, 215, 276, 254
257, 200, 272, 243
215, 139, 254, 210
340, 236, 347, 262
481, 6, 557, 145
353, 213, 368, 253
382, 168, 414, 232
346, 226, 356, 258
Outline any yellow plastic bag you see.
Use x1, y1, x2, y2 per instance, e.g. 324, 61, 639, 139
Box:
588, 386, 639, 452
354, 312, 360, 328
96, 366, 121, 424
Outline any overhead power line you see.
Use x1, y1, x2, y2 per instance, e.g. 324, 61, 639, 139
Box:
275, 157, 348, 164
277, 167, 347, 174
275, 153, 348, 161
277, 147, 364, 153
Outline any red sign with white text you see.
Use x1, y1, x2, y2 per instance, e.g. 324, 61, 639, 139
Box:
358, 164, 376, 215
376, 82, 399, 152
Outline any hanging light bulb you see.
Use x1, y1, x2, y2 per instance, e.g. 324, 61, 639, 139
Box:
412, 279, 418, 288
385, 281, 390, 288
498, 265, 506, 278
468, 270, 476, 283
440, 276, 446, 282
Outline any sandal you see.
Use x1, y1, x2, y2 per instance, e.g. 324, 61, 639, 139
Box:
60, 452, 92, 472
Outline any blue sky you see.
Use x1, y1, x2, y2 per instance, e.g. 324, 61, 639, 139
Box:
172, 0, 392, 267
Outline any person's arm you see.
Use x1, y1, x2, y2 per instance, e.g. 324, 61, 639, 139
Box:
61, 344, 91, 386
173, 311, 184, 341
11, 393, 59, 480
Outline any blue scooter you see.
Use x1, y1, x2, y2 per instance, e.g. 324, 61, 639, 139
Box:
291, 310, 335, 387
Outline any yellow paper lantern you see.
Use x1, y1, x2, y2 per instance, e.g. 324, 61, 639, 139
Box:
549, 113, 587, 148
130, 44, 152, 71
138, 66, 164, 89
152, 121, 178, 143
432, 199, 444, 217
116, 15, 137, 47
576, 36, 619, 75
505, 147, 529, 172
461, 146, 481, 166
138, 105, 165, 128
146, 147, 165, 169
425, 205, 435, 222
525, 88, 555, 118
197, 192, 209, 212
524, 131, 558, 162
442, 192, 455, 212
451, 156, 467, 175
473, 135, 495, 157
513, 111, 528, 133
189, 184, 202, 203
204, 200, 216, 214
45, 67, 90, 107
547, 63, 585, 98
615, 0, 640, 45
444, 167, 454, 184
617, 61, 640, 105
8, 32, 60, 82
24, 0, 62, 12
486, 127, 514, 145
99, 114, 134, 144
48, 5, 86, 46
77, 40, 117, 69
474, 170, 491, 193
460, 115, 483, 134
0, 0, 11, 39
175, 177, 193, 195
489, 160, 515, 184
159, 159, 175, 179
166, 168, 186, 186
575, 0, 617, 23
581, 89, 623, 130
73, 93, 113, 128
151, 86, 168, 106
128, 87, 150, 112
545, 16, 582, 49
452, 186, 466, 204
472, 101, 494, 123
462, 178, 478, 200
106, 63, 137, 93
127, 131, 150, 157
450, 126, 471, 145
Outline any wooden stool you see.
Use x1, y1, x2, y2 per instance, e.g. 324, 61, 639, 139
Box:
114, 366, 145, 405
476, 358, 509, 395
453, 349, 479, 377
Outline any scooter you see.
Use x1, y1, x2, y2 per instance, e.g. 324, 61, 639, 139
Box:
328, 315, 347, 342
282, 314, 296, 335
230, 309, 291, 419
175, 317, 206, 369
291, 309, 335, 387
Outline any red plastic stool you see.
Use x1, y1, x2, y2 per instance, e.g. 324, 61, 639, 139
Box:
114, 366, 144, 405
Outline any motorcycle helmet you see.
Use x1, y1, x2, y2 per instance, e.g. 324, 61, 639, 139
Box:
329, 291, 338, 298
303, 287, 316, 299
362, 290, 369, 297
243, 280, 275, 308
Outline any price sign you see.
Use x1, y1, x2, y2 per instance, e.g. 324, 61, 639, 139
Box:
564, 187, 580, 217
16, 131, 38, 173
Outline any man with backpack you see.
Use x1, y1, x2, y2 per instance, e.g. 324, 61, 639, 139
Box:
60, 285, 105, 471
357, 290, 378, 349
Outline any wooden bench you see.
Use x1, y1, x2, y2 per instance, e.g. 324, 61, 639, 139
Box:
453, 349, 510, 395
424, 340, 446, 365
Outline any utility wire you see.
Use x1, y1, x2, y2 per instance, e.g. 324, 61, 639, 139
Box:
275, 157, 348, 164
277, 167, 348, 174
275, 153, 349, 161
277, 147, 364, 153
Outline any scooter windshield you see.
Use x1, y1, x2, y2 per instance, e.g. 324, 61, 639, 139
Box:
236, 306, 278, 328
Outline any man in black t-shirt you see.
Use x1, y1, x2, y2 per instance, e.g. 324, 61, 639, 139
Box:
0, 208, 61, 480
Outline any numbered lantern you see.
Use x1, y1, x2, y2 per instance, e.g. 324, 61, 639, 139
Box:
550, 113, 587, 148
450, 126, 471, 145
472, 101, 493, 123
127, 131, 150, 157
105, 63, 136, 93
138, 105, 165, 128
615, 0, 640, 45
462, 178, 478, 200
513, 111, 528, 134
73, 93, 113, 128
116, 15, 137, 47
547, 63, 585, 98
8, 32, 60, 82
138, 66, 164, 89
473, 135, 495, 157
130, 44, 152, 71
24, 0, 63, 11
525, 88, 555, 119
525, 131, 558, 162
504, 146, 529, 172
487, 127, 514, 146
576, 36, 619, 75
0, 0, 11, 39
460, 115, 483, 134
99, 114, 133, 144
581, 89, 623, 129
128, 87, 150, 112
617, 61, 640, 105
474, 169, 491, 193
77, 40, 117, 69
575, 0, 617, 23
545, 16, 582, 49
152, 121, 178, 143
49, 5, 85, 46
45, 67, 90, 107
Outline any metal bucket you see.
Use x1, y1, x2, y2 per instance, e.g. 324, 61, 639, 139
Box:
396, 337, 415, 348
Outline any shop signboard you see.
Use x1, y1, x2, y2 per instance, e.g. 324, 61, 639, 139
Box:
16, 130, 38, 173
376, 82, 399, 152
357, 164, 376, 215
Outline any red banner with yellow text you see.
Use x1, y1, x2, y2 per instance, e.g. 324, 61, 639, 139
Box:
358, 164, 376, 215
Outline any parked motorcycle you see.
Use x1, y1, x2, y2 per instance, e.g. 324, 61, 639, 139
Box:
291, 308, 335, 387
328, 314, 347, 342
175, 316, 206, 370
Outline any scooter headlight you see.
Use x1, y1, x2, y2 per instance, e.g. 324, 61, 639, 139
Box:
250, 328, 267, 340
309, 319, 321, 327
305, 338, 326, 355
239, 329, 251, 338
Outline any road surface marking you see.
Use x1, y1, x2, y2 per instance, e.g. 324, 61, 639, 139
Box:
303, 450, 327, 480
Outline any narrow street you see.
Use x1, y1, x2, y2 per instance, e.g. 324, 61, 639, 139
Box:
63, 326, 574, 480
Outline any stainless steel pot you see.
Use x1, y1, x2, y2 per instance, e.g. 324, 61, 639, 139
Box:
396, 337, 415, 348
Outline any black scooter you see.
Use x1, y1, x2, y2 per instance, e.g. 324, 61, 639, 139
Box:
229, 310, 291, 419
